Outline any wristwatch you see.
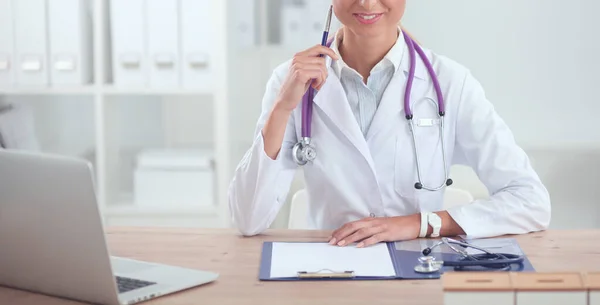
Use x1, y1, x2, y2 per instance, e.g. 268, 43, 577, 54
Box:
427, 212, 442, 238
419, 212, 428, 238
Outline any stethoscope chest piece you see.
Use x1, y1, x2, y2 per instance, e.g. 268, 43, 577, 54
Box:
414, 256, 442, 274
293, 137, 316, 166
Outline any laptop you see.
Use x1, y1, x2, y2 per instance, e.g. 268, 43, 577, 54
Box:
0, 150, 219, 305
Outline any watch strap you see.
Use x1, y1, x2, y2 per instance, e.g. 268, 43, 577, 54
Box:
419, 212, 428, 238
428, 212, 442, 238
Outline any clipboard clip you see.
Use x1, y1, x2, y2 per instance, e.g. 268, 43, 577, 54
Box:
296, 269, 355, 279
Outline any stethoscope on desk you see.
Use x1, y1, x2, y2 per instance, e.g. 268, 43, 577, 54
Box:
413, 238, 525, 274
292, 5, 453, 191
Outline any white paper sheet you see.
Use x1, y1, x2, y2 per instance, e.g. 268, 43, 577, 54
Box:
270, 242, 396, 278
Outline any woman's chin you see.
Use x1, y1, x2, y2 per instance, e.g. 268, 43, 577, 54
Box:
346, 24, 389, 37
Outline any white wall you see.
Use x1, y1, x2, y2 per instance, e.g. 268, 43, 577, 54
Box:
402, 0, 600, 148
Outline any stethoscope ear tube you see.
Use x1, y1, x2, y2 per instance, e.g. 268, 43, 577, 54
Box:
417, 238, 525, 273
442, 253, 525, 267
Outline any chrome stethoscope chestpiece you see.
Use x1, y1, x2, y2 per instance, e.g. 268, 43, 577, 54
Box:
293, 138, 316, 166
292, 142, 305, 165
414, 256, 442, 274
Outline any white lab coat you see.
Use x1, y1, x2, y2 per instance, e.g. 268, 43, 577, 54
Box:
228, 42, 551, 238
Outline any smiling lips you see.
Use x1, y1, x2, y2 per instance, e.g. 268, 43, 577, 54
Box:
354, 13, 384, 24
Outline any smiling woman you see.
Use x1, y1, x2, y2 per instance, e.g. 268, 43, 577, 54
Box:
228, 0, 550, 245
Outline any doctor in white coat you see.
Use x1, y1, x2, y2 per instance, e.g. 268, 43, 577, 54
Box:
228, 0, 551, 246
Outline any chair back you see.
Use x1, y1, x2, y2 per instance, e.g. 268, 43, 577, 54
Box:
288, 189, 310, 229
443, 187, 474, 210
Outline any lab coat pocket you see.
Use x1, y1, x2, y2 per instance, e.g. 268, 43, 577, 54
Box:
394, 100, 446, 205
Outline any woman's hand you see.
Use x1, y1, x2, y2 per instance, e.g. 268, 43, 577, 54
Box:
328, 215, 422, 248
276, 45, 339, 112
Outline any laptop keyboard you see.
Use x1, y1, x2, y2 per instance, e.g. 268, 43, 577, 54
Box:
116, 276, 156, 293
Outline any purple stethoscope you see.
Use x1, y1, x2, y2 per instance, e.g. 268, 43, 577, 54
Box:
292, 6, 453, 191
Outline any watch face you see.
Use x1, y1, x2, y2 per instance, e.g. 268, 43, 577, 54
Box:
429, 214, 442, 226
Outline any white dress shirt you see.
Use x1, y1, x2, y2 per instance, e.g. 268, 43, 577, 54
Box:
329, 29, 405, 137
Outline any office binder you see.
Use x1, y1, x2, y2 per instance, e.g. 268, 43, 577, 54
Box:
259, 238, 535, 281
231, 0, 256, 48
48, 0, 93, 86
180, 0, 215, 90
0, 0, 14, 87
13, 0, 49, 86
146, 0, 179, 88
281, 0, 309, 49
110, 0, 146, 86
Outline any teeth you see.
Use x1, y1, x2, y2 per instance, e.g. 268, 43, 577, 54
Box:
359, 14, 377, 20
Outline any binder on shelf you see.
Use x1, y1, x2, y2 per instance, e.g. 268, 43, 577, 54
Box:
48, 0, 93, 86
259, 239, 535, 281
146, 0, 179, 88
110, 0, 146, 86
0, 0, 14, 87
231, 0, 256, 48
180, 0, 215, 90
13, 0, 49, 86
281, 0, 309, 49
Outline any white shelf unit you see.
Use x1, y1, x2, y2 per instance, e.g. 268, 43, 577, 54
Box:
93, 0, 231, 228
0, 0, 232, 229
0, 0, 327, 230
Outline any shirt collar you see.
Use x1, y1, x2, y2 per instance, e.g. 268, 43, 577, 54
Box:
330, 26, 406, 79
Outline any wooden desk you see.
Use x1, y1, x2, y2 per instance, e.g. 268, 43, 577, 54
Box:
2, 228, 600, 305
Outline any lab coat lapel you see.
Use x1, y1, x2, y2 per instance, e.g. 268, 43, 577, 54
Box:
313, 72, 376, 173
366, 45, 428, 141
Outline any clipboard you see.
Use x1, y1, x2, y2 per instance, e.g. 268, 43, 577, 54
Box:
258, 238, 536, 281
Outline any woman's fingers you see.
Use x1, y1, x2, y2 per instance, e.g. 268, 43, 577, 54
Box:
290, 47, 332, 90
277, 44, 335, 110
312, 65, 328, 90
341, 225, 385, 246
292, 56, 327, 66
290, 62, 328, 89
296, 44, 339, 60
329, 219, 373, 246
357, 233, 386, 248
291, 59, 328, 80
292, 68, 324, 86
